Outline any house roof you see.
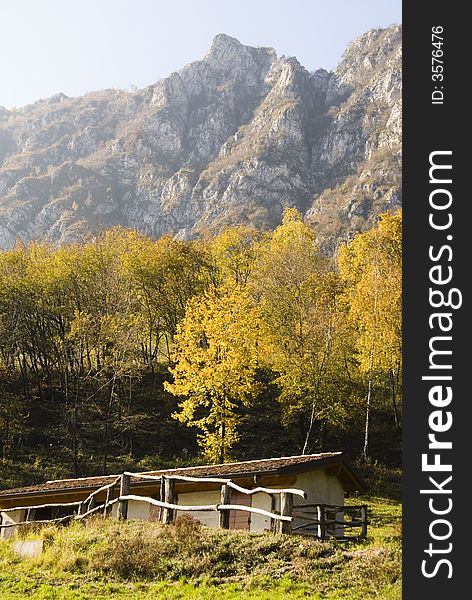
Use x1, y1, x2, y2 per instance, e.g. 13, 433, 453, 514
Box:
0, 452, 364, 501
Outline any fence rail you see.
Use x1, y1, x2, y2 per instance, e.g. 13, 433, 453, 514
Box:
0, 472, 367, 540
291, 504, 368, 540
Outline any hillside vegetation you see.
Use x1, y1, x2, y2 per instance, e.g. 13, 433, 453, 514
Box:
0, 211, 401, 486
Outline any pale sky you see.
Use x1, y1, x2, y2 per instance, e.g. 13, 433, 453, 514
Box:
0, 0, 401, 109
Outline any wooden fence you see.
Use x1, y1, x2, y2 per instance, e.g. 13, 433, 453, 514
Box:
292, 503, 368, 540
0, 472, 367, 540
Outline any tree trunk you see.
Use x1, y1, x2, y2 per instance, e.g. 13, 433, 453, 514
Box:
363, 365, 373, 459
103, 375, 116, 474
362, 281, 379, 460
302, 396, 317, 455
220, 420, 226, 463
389, 368, 400, 428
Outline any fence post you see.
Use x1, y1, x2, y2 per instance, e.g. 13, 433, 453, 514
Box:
269, 494, 276, 532
104, 486, 113, 515
26, 508, 36, 522
360, 505, 368, 539
162, 477, 175, 524
118, 473, 130, 520
219, 484, 231, 529
159, 476, 166, 523
278, 492, 293, 534
88, 496, 96, 513
157, 476, 165, 522
317, 504, 326, 541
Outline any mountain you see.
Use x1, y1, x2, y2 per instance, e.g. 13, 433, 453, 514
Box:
0, 26, 401, 251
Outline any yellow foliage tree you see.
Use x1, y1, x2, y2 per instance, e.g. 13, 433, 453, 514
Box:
338, 210, 402, 457
253, 208, 351, 453
209, 225, 266, 287
165, 285, 262, 463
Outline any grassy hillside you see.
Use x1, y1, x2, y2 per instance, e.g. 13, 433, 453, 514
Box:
0, 491, 401, 599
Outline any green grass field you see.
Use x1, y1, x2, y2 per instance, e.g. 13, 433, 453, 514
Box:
0, 490, 401, 600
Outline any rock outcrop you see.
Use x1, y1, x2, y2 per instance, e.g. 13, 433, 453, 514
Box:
0, 26, 401, 250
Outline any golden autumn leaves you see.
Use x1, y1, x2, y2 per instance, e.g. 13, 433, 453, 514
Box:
0, 209, 401, 465
166, 209, 402, 461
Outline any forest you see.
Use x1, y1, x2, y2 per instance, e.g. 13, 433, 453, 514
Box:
0, 209, 401, 486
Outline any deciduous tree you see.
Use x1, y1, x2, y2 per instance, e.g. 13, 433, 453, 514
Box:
338, 210, 402, 458
165, 286, 262, 462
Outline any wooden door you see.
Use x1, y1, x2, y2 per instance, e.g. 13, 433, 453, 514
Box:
229, 490, 251, 530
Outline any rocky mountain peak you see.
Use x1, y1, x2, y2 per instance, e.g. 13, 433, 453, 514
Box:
45, 92, 70, 105
336, 24, 401, 87
206, 33, 245, 56
0, 26, 401, 251
204, 33, 277, 78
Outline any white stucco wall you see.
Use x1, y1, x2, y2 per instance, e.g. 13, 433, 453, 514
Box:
175, 489, 220, 528
293, 470, 344, 507
108, 498, 150, 521
175, 489, 276, 532
128, 499, 151, 521
292, 470, 345, 537
0, 509, 26, 539
249, 492, 272, 532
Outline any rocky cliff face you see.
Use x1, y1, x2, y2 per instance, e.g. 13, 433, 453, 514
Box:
0, 26, 401, 250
